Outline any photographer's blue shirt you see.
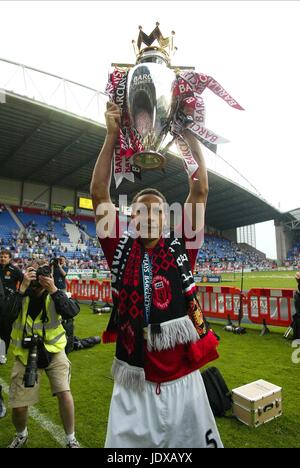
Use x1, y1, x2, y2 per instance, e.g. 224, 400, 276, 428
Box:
53, 266, 68, 290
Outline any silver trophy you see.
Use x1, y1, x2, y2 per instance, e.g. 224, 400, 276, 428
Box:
108, 23, 243, 182
127, 49, 176, 170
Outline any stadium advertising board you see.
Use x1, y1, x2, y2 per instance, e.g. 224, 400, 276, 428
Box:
67, 269, 111, 280
194, 275, 221, 283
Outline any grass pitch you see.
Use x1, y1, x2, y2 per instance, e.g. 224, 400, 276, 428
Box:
0, 270, 299, 448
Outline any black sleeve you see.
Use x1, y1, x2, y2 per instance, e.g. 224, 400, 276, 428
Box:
50, 290, 80, 320
294, 291, 300, 315
13, 266, 24, 283
0, 292, 23, 341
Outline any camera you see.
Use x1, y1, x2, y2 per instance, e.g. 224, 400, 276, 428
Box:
30, 265, 52, 288
50, 258, 59, 268
22, 335, 40, 388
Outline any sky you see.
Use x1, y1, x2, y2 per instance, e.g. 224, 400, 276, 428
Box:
0, 0, 299, 259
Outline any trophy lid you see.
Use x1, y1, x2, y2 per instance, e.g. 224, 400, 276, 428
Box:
132, 23, 177, 66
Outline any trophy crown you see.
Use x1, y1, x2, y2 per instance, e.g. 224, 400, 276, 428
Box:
132, 23, 177, 65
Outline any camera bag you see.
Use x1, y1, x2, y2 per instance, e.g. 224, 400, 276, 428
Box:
201, 366, 232, 417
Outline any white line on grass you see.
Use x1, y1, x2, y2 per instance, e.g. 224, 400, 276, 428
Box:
0, 376, 82, 448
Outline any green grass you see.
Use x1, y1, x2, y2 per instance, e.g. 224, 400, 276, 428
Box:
198, 270, 297, 289
0, 271, 299, 448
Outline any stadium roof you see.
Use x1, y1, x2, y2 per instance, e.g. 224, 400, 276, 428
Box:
281, 207, 300, 230
0, 91, 288, 231
0, 54, 290, 232
289, 207, 300, 221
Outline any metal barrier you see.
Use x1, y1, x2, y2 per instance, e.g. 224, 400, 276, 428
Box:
246, 288, 294, 327
196, 285, 244, 322
66, 279, 112, 303
66, 279, 294, 328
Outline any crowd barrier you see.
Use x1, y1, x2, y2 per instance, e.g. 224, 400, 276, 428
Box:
246, 288, 294, 327
196, 285, 244, 322
66, 279, 295, 327
66, 279, 112, 303
196, 285, 294, 327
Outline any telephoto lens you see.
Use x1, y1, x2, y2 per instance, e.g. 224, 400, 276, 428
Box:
23, 338, 39, 388
0, 339, 7, 365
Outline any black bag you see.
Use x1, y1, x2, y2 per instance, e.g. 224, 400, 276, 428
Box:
201, 367, 232, 417
293, 292, 300, 339
292, 313, 300, 339
37, 340, 53, 369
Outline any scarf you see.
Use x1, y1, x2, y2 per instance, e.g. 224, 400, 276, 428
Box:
103, 230, 217, 391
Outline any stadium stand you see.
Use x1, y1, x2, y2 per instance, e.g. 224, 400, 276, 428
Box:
0, 205, 19, 245
0, 205, 275, 273
286, 237, 300, 266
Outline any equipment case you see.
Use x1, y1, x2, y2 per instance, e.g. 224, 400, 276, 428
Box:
232, 379, 282, 427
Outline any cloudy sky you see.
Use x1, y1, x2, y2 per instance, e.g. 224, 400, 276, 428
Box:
0, 1, 299, 258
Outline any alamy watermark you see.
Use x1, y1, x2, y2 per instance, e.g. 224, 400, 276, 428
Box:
291, 340, 300, 364
95, 196, 205, 250
0, 89, 6, 104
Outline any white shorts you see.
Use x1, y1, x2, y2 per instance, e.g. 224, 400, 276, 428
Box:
105, 370, 223, 448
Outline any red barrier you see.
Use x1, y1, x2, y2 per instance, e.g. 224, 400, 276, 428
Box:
101, 281, 112, 303
67, 279, 112, 303
246, 288, 294, 327
66, 279, 294, 328
196, 285, 244, 322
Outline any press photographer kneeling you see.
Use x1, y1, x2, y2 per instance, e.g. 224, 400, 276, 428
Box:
5, 260, 80, 448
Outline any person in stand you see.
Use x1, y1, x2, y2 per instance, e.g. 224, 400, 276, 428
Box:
90, 102, 223, 448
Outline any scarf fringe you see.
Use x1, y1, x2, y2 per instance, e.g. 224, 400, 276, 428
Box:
147, 316, 199, 352
112, 357, 145, 392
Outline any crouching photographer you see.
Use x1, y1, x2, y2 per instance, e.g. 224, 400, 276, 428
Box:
5, 260, 81, 448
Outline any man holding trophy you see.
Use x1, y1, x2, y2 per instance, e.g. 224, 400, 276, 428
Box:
91, 24, 243, 448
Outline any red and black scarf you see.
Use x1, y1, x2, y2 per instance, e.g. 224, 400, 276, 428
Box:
103, 231, 218, 391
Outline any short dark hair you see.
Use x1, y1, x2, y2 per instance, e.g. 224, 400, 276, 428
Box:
131, 188, 166, 205
0, 249, 12, 259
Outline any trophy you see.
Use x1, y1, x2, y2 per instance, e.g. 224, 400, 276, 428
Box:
106, 23, 244, 187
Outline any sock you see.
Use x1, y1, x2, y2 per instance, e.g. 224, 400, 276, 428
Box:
17, 428, 28, 438
66, 432, 76, 443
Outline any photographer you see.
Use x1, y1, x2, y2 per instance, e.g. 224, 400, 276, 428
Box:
292, 272, 300, 339
51, 256, 75, 354
0, 277, 7, 417
52, 256, 68, 292
5, 260, 80, 448
0, 249, 23, 296
0, 276, 6, 362
0, 250, 23, 356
